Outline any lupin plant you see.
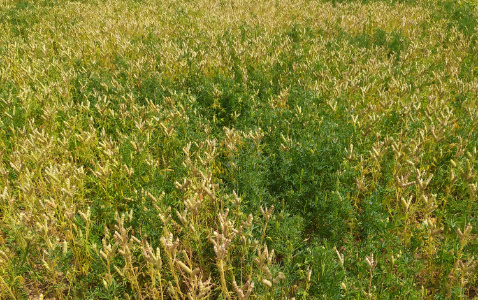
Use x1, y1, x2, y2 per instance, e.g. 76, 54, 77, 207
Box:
1, 0, 478, 298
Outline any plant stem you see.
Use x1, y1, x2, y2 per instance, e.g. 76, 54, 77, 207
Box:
218, 259, 230, 300
0, 275, 17, 300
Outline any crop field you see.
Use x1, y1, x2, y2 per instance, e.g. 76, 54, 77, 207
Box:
0, 0, 478, 298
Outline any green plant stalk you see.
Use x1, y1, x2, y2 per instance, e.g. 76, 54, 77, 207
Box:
166, 253, 182, 300
150, 267, 164, 300
45, 257, 65, 300
124, 252, 143, 300
426, 236, 436, 287
449, 239, 468, 295
260, 219, 270, 247
104, 256, 113, 286
0, 274, 17, 300
217, 258, 230, 300
368, 268, 373, 297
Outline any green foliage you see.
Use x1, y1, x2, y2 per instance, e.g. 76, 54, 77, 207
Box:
442, 0, 477, 37
1, 0, 478, 299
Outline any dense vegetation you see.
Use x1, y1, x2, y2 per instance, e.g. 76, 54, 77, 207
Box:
1, 0, 478, 298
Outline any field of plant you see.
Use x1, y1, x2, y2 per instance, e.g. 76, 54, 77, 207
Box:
0, 0, 478, 298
